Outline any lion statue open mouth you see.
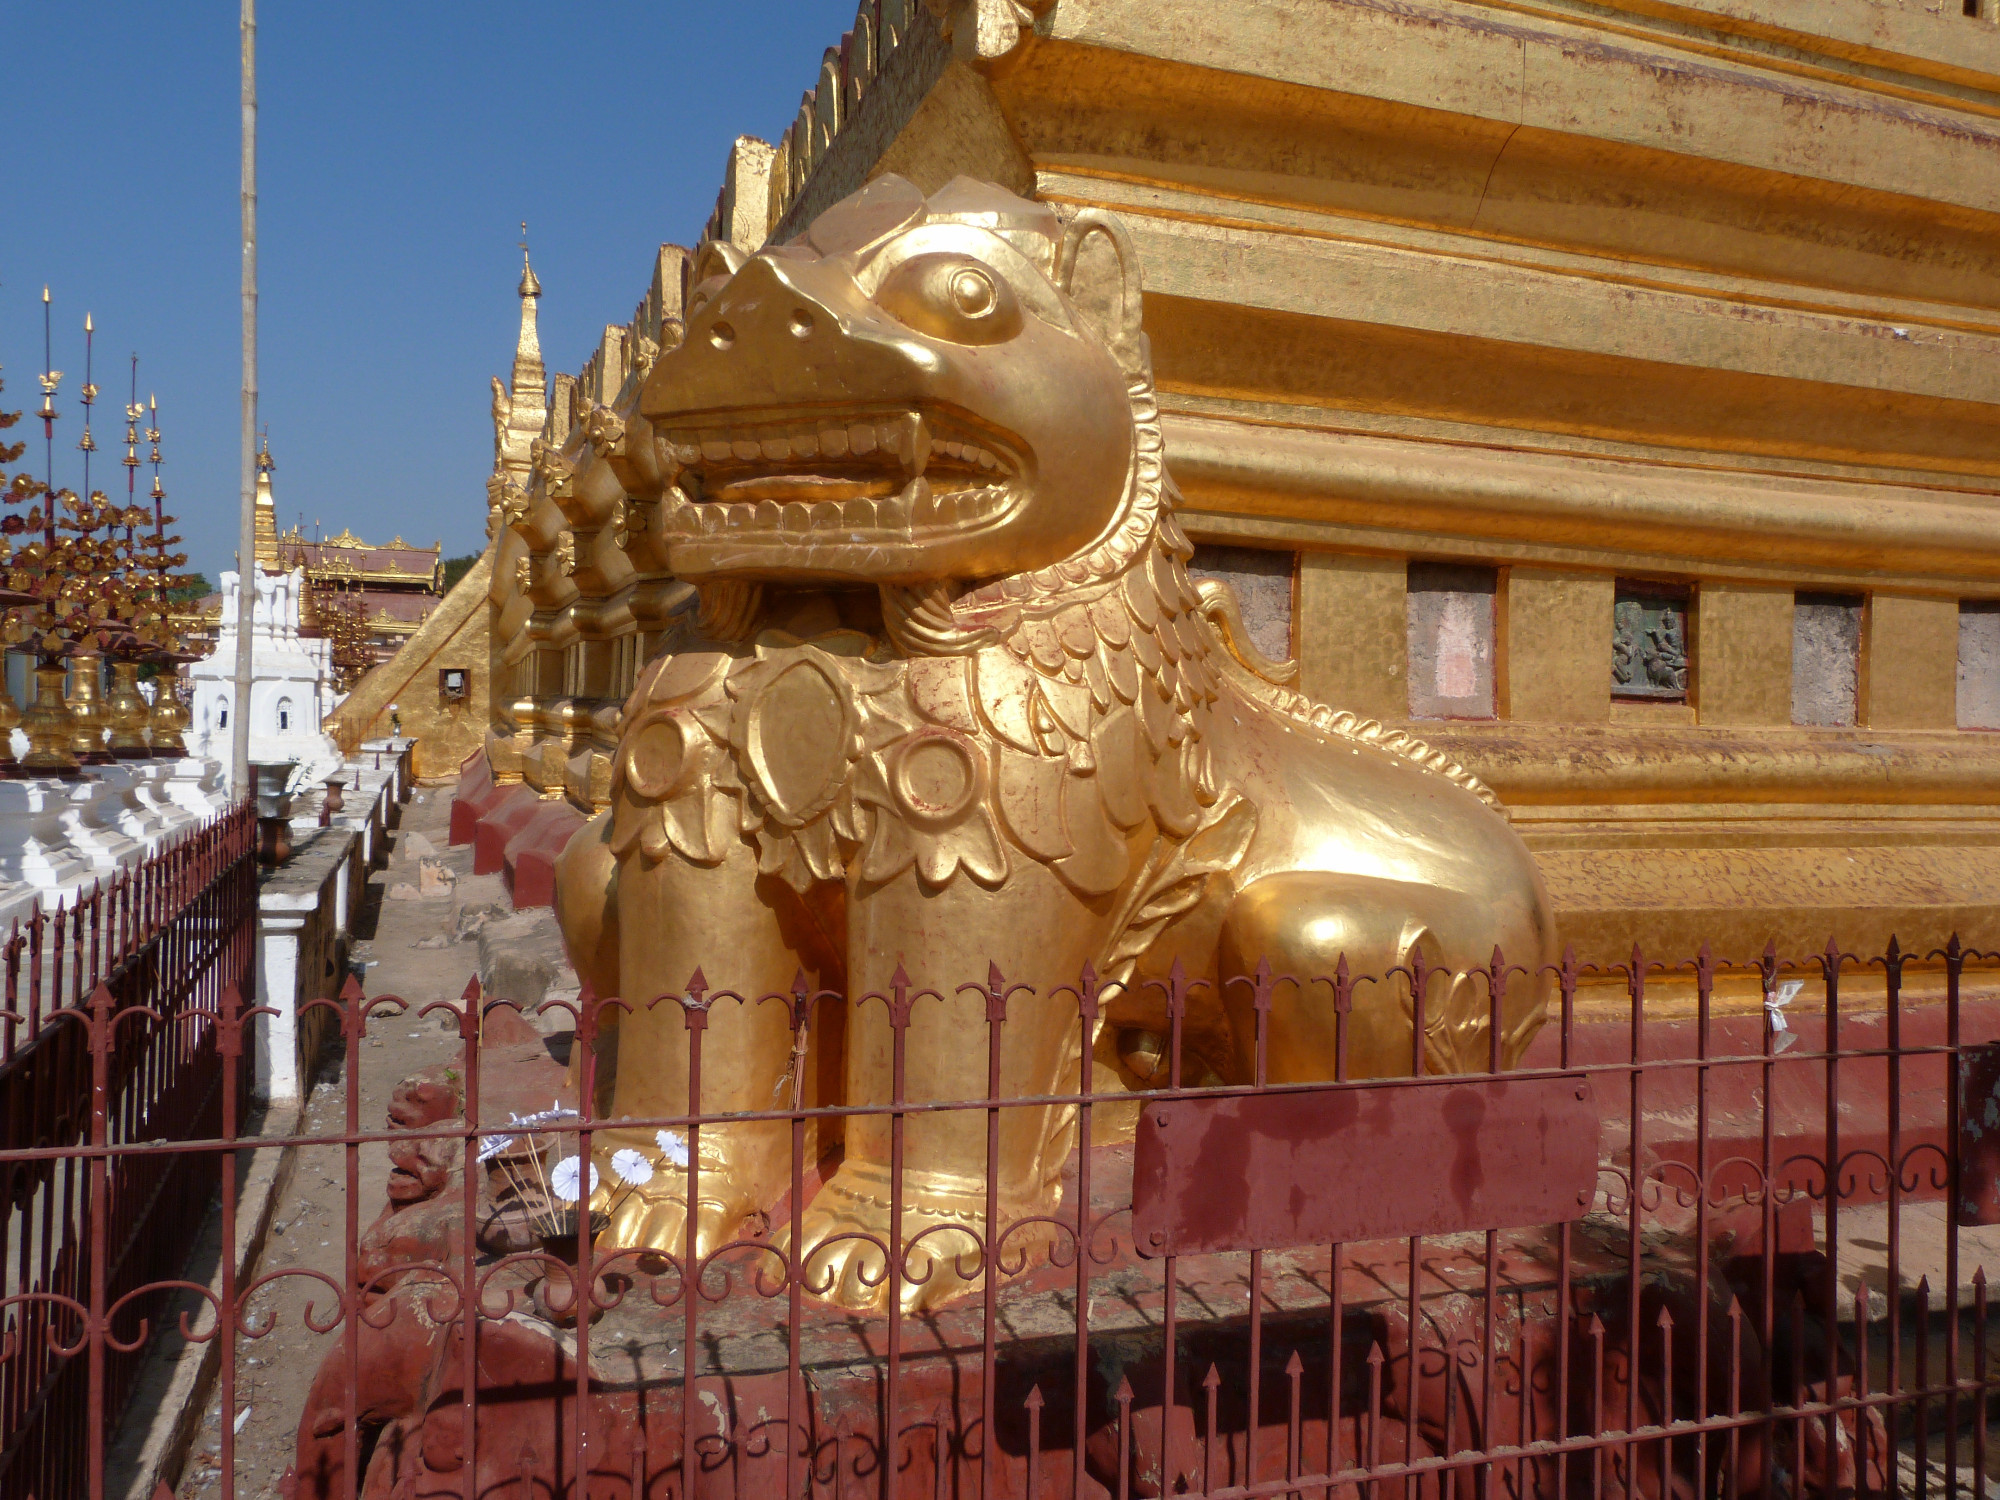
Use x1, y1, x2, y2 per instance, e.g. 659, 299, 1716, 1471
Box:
550, 174, 1557, 1312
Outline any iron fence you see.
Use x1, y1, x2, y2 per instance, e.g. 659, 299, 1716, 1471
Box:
8, 930, 2000, 1499
0, 803, 257, 1500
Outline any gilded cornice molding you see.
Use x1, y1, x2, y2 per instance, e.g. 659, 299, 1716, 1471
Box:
1162, 412, 2000, 582
1420, 722, 2000, 807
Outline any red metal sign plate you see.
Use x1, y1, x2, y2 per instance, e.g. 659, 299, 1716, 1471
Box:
1131, 1073, 1601, 1257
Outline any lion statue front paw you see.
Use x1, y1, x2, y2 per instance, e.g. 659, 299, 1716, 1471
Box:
588, 1130, 763, 1264
778, 1169, 1052, 1314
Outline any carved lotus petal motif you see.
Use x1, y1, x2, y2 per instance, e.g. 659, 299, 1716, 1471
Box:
855, 733, 1009, 890
645, 650, 730, 709
737, 657, 855, 828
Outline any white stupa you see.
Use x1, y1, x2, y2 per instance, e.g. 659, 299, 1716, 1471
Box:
187, 564, 345, 790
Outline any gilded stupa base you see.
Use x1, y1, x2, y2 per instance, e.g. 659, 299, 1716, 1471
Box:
0, 670, 25, 780
147, 684, 189, 757
64, 655, 113, 765
106, 660, 152, 758
484, 727, 525, 786
21, 665, 81, 777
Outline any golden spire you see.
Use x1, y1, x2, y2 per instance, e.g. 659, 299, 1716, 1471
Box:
492, 221, 548, 483
252, 428, 281, 572
513, 222, 545, 381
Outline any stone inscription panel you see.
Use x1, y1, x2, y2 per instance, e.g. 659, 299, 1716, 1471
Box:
1407, 563, 1496, 720
1961, 600, 2000, 730
1612, 582, 1690, 702
1792, 592, 1862, 727
1189, 544, 1296, 665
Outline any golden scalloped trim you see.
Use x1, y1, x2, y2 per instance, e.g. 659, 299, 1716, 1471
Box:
1238, 681, 1501, 811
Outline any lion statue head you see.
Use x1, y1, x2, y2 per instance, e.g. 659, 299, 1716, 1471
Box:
625, 174, 1159, 618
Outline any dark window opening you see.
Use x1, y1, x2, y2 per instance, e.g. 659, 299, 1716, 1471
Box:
1408, 562, 1498, 720
1792, 592, 1863, 727
1961, 600, 2000, 730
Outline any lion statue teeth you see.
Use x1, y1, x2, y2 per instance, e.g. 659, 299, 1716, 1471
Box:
552, 174, 1557, 1314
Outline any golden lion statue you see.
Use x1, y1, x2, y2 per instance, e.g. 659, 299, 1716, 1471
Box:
554, 175, 1556, 1311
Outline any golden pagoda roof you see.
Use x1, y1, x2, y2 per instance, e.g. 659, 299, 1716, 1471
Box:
278, 523, 442, 556
276, 529, 446, 592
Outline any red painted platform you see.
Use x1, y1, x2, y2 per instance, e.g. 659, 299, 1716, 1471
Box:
1519, 996, 2000, 1223
449, 751, 585, 910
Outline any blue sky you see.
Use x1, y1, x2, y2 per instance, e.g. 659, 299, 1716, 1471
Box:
0, 2, 861, 581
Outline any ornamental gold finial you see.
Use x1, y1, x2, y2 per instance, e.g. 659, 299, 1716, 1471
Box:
123, 356, 143, 475
149, 397, 164, 498
518, 221, 541, 300
143, 398, 192, 754
77, 314, 97, 458
37, 290, 61, 429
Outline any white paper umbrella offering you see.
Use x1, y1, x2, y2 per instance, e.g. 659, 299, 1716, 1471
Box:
550, 1155, 599, 1205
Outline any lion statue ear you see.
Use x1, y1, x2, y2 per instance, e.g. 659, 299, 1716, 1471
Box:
689, 238, 748, 291
1054, 210, 1147, 378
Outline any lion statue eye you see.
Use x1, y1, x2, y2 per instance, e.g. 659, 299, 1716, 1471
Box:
948, 267, 997, 316
875, 252, 1023, 345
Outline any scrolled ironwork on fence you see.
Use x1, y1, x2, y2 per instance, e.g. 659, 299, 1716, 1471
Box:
7, 925, 2000, 1499
0, 802, 256, 1500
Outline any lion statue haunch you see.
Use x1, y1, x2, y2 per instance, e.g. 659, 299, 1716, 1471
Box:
553, 175, 1557, 1312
